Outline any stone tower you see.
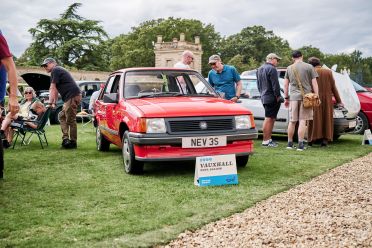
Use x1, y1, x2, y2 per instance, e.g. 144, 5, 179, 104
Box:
154, 33, 203, 73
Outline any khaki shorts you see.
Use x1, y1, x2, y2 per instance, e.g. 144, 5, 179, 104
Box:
289, 100, 313, 122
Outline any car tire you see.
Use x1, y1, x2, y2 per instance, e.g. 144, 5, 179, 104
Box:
96, 127, 110, 151
236, 155, 249, 167
122, 131, 144, 174
354, 112, 369, 134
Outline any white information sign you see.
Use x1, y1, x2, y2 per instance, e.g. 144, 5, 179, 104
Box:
194, 154, 238, 187
362, 129, 372, 145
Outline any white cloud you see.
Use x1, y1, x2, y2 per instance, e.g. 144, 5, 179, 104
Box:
1, 0, 371, 57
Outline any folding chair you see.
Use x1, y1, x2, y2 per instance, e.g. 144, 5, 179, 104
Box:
12, 108, 51, 149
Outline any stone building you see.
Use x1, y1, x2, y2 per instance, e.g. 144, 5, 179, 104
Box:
154, 33, 203, 73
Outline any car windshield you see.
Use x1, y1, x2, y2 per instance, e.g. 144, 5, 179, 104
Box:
351, 80, 369, 92
123, 70, 217, 98
241, 77, 285, 99
241, 78, 261, 99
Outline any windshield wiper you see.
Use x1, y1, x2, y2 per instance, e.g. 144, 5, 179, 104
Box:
188, 93, 215, 97
137, 92, 183, 98
154, 92, 184, 96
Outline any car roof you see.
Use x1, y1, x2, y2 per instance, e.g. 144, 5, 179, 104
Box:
76, 80, 105, 85
109, 67, 198, 76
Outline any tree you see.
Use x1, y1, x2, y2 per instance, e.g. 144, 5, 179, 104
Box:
227, 55, 259, 74
17, 3, 108, 70
220, 26, 292, 69
110, 17, 221, 76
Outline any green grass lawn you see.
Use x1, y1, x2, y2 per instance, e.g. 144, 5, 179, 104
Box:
1, 124, 371, 247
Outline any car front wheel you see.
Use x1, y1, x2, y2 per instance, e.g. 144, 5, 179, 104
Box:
122, 131, 144, 174
354, 112, 369, 134
96, 127, 110, 151
236, 155, 249, 167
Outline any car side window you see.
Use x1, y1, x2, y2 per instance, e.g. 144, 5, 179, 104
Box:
103, 75, 121, 96
111, 76, 121, 94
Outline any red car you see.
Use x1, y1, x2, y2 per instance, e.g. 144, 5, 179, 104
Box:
352, 81, 372, 134
94, 68, 258, 174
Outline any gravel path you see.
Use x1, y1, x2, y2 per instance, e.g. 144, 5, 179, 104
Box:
163, 153, 372, 248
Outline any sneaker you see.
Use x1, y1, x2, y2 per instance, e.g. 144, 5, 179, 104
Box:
61, 139, 71, 148
262, 140, 278, 147
286, 141, 294, 150
67, 140, 77, 149
297, 141, 306, 151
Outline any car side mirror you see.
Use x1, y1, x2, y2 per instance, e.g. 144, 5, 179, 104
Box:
103, 93, 119, 103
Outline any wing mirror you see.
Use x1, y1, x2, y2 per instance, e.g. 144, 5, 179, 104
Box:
103, 93, 119, 103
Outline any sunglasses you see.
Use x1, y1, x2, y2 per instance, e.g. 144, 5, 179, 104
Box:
24, 92, 33, 94
209, 62, 216, 66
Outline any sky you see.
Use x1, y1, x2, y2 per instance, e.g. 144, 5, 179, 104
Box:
1, 0, 372, 58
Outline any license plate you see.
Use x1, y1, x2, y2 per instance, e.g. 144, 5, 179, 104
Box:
349, 120, 356, 128
182, 136, 227, 148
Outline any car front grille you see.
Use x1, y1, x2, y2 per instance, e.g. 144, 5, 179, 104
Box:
167, 116, 234, 134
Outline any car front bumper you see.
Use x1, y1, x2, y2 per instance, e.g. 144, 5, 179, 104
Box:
128, 129, 258, 162
334, 117, 357, 134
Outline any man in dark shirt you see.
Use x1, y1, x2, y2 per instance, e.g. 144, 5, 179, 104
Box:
41, 58, 81, 149
256, 53, 282, 147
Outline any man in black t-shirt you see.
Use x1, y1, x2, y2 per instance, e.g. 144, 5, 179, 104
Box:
41, 58, 81, 149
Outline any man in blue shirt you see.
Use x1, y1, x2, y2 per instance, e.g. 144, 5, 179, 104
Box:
208, 55, 242, 102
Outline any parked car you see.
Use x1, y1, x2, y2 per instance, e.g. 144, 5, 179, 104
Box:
351, 80, 372, 134
94, 68, 258, 174
20, 73, 104, 123
238, 75, 355, 139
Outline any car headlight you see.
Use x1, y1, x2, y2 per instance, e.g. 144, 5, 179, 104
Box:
235, 115, 252, 129
333, 109, 344, 118
145, 118, 166, 133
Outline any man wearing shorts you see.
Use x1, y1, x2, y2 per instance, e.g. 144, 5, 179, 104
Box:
284, 50, 319, 151
256, 53, 282, 147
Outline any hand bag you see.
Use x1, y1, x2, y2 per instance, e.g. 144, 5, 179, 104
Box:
292, 65, 321, 108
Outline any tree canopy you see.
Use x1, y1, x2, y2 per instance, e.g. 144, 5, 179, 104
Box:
18, 3, 109, 70
110, 17, 221, 76
17, 7, 372, 83
219, 26, 292, 72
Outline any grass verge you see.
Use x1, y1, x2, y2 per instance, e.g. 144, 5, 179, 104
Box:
0, 124, 370, 247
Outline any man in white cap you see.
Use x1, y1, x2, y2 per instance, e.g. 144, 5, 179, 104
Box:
207, 55, 242, 102
41, 57, 81, 149
256, 53, 282, 147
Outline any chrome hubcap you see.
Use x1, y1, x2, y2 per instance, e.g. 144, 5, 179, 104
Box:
354, 115, 363, 133
123, 138, 130, 171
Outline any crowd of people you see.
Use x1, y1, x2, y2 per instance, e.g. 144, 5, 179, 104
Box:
205, 50, 343, 151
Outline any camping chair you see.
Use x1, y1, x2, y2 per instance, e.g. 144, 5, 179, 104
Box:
12, 107, 51, 149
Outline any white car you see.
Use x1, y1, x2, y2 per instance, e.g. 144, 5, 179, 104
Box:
238, 74, 357, 139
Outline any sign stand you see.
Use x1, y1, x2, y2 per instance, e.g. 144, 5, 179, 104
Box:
362, 129, 372, 145
194, 154, 238, 187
